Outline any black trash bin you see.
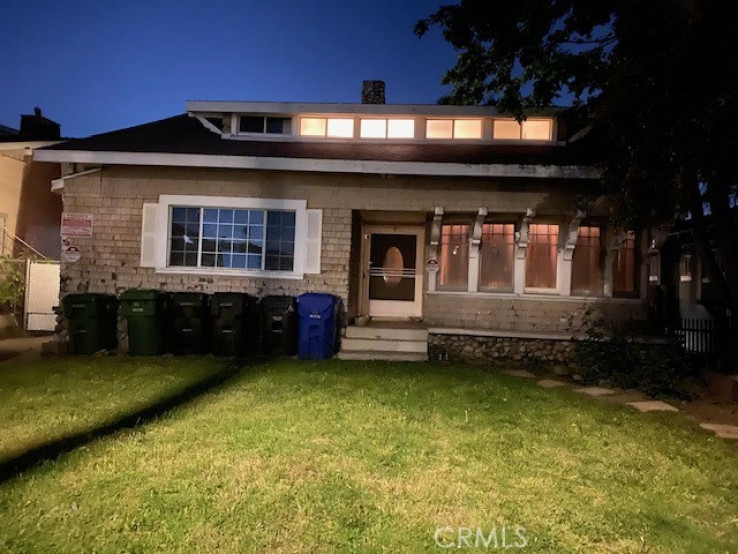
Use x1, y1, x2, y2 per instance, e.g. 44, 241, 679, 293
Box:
62, 293, 118, 354
119, 290, 166, 355
167, 292, 210, 355
261, 296, 297, 356
297, 293, 339, 360
211, 292, 259, 357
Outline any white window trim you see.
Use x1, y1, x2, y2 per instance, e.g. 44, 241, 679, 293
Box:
155, 195, 308, 279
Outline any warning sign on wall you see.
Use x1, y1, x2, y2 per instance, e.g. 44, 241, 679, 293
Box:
61, 213, 93, 238
63, 245, 81, 263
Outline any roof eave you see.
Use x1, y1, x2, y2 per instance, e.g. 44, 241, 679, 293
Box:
32, 149, 599, 179
185, 100, 563, 118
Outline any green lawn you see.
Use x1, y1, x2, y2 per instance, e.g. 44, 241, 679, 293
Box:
1, 358, 737, 553
0, 356, 225, 464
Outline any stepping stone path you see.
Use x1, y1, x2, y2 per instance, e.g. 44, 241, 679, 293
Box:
538, 379, 567, 388
503, 369, 536, 379
627, 400, 679, 412
700, 423, 738, 440
573, 387, 616, 397
502, 369, 738, 441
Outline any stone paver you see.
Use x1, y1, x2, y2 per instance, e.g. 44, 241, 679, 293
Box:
503, 369, 536, 379
700, 423, 738, 440
538, 379, 567, 388
627, 400, 679, 412
572, 386, 616, 397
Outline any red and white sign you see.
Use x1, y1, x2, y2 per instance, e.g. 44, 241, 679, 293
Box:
61, 213, 93, 238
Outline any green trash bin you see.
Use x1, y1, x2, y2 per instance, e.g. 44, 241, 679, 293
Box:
62, 293, 118, 354
120, 290, 166, 355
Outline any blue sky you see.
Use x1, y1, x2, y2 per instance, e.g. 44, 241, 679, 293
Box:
0, 0, 457, 137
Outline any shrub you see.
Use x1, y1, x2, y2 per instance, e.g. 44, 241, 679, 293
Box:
0, 256, 24, 313
574, 309, 701, 399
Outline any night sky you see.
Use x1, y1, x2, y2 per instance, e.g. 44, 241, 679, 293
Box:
1, 0, 457, 138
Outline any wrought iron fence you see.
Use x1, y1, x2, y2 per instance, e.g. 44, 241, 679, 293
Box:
666, 314, 734, 357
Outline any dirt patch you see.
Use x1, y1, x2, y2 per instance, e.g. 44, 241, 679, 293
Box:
0, 351, 18, 362
680, 397, 738, 426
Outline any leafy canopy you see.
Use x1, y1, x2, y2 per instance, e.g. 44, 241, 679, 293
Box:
417, 1, 738, 350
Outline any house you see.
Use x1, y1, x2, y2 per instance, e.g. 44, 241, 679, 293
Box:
0, 108, 63, 258
34, 82, 651, 360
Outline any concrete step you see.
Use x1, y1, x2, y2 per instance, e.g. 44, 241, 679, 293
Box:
336, 350, 428, 362
341, 336, 428, 353
345, 326, 428, 341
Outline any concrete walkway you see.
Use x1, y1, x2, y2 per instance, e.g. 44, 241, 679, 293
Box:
502, 369, 738, 441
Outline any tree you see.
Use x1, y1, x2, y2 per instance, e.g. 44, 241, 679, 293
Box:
417, 0, 738, 364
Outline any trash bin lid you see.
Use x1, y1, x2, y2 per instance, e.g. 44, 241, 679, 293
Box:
210, 292, 254, 316
262, 296, 296, 310
297, 293, 336, 317
120, 289, 162, 301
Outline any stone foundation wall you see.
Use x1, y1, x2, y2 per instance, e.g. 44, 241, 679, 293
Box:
428, 332, 576, 365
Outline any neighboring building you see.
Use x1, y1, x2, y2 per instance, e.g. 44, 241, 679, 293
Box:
34, 82, 650, 360
649, 214, 738, 354
0, 108, 63, 258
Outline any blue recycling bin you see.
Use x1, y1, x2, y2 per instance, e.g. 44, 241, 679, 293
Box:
297, 293, 338, 360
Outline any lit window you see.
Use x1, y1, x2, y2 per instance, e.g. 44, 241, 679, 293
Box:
427, 119, 483, 139
479, 223, 515, 291
454, 119, 482, 139
170, 206, 295, 272
526, 224, 559, 289
439, 224, 469, 289
493, 118, 553, 141
426, 119, 454, 139
493, 119, 522, 139
572, 226, 603, 295
300, 118, 326, 136
522, 119, 552, 140
387, 119, 415, 138
612, 231, 638, 296
326, 118, 354, 138
360, 119, 387, 138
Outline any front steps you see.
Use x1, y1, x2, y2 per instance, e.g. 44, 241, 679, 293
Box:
337, 324, 428, 361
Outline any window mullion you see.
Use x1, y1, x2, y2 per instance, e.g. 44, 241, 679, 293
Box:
261, 210, 267, 270
197, 208, 204, 268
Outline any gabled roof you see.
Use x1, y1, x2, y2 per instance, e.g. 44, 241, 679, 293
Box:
35, 114, 600, 179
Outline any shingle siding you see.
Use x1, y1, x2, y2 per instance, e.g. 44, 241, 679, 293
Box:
59, 165, 646, 345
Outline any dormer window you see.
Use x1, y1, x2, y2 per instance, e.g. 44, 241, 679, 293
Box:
426, 119, 483, 140
239, 116, 291, 135
300, 117, 354, 138
359, 119, 415, 139
493, 118, 553, 141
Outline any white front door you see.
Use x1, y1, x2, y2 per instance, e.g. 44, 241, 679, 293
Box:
365, 226, 424, 318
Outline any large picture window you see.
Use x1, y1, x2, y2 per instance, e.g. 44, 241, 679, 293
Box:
169, 206, 296, 272
479, 223, 515, 291
525, 224, 559, 289
439, 224, 469, 289
571, 226, 603, 295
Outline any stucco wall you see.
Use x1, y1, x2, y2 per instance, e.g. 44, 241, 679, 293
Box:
0, 151, 61, 257
0, 154, 24, 254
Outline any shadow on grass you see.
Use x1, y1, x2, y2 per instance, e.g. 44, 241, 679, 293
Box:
0, 357, 250, 484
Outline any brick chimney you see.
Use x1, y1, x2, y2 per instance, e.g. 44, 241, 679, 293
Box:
19, 107, 61, 140
361, 80, 386, 104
